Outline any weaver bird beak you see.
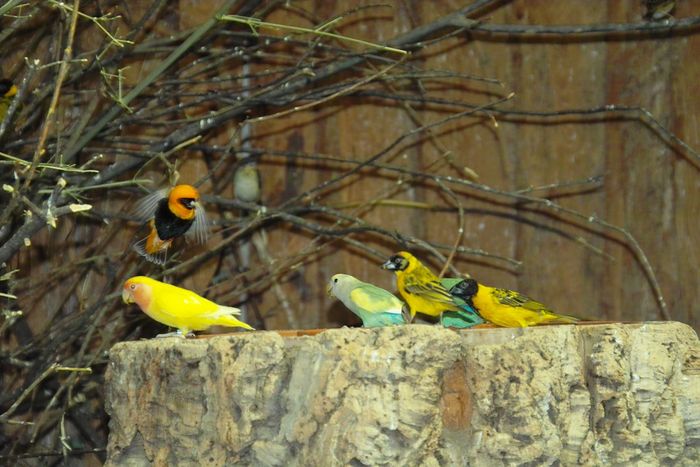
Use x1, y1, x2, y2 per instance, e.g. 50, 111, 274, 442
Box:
381, 259, 397, 271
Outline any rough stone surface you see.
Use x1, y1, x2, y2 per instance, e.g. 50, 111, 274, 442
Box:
105, 322, 700, 466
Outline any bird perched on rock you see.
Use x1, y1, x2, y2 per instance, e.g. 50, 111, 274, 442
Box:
131, 184, 208, 264
327, 273, 409, 327
122, 276, 253, 337
381, 251, 482, 327
449, 278, 578, 327
0, 79, 17, 121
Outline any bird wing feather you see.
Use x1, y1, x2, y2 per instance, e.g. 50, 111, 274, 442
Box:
132, 188, 168, 222
493, 288, 551, 314
404, 272, 455, 305
350, 286, 402, 315
186, 205, 209, 244
153, 283, 219, 318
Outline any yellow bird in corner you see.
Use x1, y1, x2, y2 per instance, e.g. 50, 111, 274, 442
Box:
449, 278, 579, 328
122, 276, 254, 337
0, 79, 18, 121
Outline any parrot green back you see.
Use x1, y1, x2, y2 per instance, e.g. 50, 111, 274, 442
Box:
440, 278, 485, 328
348, 284, 405, 327
439, 277, 465, 291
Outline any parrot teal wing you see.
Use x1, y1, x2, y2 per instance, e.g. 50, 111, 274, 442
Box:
440, 308, 484, 328
439, 278, 484, 328
348, 285, 406, 327
439, 277, 465, 292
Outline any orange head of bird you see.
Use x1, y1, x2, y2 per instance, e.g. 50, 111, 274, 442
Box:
167, 184, 200, 220
381, 251, 415, 273
122, 276, 153, 309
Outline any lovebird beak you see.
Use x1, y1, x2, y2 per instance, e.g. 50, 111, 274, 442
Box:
326, 283, 334, 297
381, 259, 395, 270
122, 289, 133, 304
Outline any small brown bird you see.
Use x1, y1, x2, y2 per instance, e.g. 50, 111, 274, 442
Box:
234, 163, 262, 204
643, 0, 675, 21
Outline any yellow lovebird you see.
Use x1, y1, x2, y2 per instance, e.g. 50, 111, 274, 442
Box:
449, 278, 578, 328
381, 251, 464, 322
0, 79, 18, 121
122, 276, 254, 337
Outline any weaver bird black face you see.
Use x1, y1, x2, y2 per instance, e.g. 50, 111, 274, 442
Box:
449, 278, 479, 300
0, 79, 16, 98
382, 254, 408, 271
178, 197, 196, 210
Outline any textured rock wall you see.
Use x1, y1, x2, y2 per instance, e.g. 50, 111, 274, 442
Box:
105, 322, 700, 466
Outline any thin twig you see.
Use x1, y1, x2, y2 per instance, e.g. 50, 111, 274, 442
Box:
23, 0, 81, 189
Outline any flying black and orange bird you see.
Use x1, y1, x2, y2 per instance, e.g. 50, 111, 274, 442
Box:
132, 184, 208, 264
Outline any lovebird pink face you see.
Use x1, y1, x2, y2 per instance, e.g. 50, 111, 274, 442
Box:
122, 279, 152, 310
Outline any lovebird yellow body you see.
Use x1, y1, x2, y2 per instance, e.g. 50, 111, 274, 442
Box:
381, 251, 463, 320
449, 278, 578, 328
122, 276, 253, 336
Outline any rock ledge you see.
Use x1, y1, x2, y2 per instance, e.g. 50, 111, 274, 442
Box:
105, 322, 700, 466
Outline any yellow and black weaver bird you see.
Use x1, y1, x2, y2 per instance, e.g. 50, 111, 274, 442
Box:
0, 79, 18, 121
449, 278, 579, 328
381, 251, 477, 323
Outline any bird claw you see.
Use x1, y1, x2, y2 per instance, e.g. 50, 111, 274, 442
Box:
155, 330, 192, 339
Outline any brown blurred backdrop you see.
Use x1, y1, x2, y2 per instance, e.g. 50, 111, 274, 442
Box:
1, 0, 699, 461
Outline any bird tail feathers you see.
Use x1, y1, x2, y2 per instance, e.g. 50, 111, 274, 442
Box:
216, 305, 241, 317
132, 237, 167, 265
400, 303, 414, 324
551, 313, 579, 324
214, 306, 254, 330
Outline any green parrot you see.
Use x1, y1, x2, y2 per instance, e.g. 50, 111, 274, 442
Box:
327, 274, 409, 327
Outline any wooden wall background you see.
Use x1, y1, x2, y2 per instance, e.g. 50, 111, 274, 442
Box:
1, 0, 699, 462
252, 0, 700, 330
